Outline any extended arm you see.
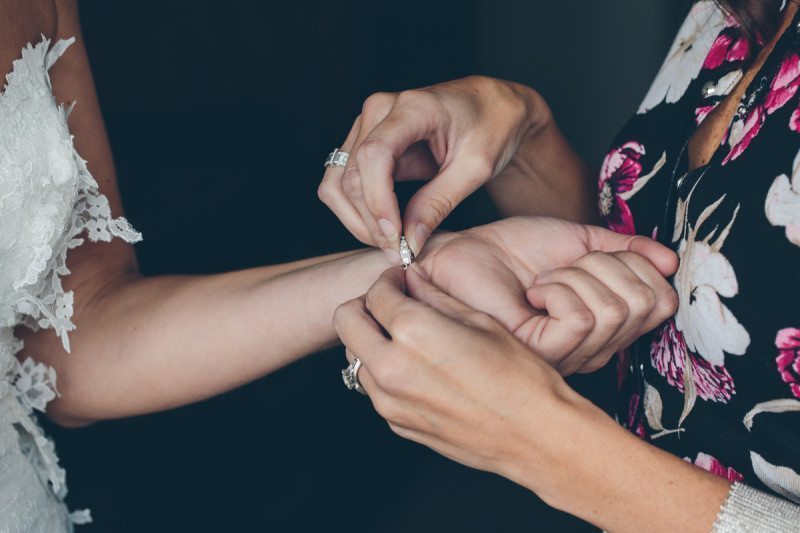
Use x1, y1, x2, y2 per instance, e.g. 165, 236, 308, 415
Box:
19, 1, 391, 427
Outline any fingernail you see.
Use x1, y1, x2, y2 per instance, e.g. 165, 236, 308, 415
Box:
384, 248, 401, 265
409, 223, 430, 255
378, 218, 399, 245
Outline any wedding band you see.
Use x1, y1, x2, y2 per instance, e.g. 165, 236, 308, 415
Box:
399, 236, 414, 269
324, 148, 350, 168
342, 357, 367, 394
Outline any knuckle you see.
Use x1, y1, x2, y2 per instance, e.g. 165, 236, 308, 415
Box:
332, 300, 354, 330
373, 361, 407, 396
600, 297, 628, 325
356, 137, 391, 165
658, 288, 680, 317
575, 251, 607, 269
390, 309, 422, 343
629, 283, 657, 311
317, 181, 334, 204
423, 194, 455, 226
570, 308, 596, 334
395, 88, 434, 107
341, 168, 363, 199
362, 91, 395, 116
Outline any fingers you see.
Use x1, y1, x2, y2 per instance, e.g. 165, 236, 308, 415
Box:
530, 251, 678, 376
344, 95, 404, 253
606, 251, 679, 333
363, 266, 415, 333
357, 101, 439, 247
405, 266, 490, 327
403, 149, 493, 254
333, 295, 390, 367
345, 348, 377, 395
521, 282, 595, 366
318, 116, 373, 245
585, 225, 679, 276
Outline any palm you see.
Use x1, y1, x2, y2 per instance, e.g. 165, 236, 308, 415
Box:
416, 216, 673, 356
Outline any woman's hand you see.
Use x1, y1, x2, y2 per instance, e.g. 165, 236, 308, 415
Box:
334, 266, 570, 478
417, 216, 679, 375
318, 76, 549, 258
334, 267, 731, 533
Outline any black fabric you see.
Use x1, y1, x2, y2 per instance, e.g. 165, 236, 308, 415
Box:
608, 5, 800, 495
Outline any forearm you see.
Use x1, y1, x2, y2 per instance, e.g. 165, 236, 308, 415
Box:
485, 87, 597, 224
504, 391, 730, 532
22, 248, 390, 425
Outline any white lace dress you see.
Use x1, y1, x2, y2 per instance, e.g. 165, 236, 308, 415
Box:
0, 37, 140, 532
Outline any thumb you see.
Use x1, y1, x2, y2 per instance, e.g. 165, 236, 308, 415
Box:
403, 155, 492, 254
585, 226, 679, 276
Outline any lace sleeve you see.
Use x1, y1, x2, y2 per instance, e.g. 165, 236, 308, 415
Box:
712, 482, 800, 532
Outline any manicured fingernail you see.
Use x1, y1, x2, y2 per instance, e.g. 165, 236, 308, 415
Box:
409, 223, 430, 255
378, 218, 399, 245
384, 248, 401, 264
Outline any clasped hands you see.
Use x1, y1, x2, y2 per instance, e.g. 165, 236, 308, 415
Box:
322, 76, 678, 489
332, 215, 678, 482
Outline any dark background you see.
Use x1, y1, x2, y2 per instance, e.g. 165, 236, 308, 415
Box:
45, 1, 687, 531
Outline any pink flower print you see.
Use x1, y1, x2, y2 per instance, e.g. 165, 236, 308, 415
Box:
775, 328, 800, 398
703, 24, 750, 70
695, 103, 718, 125
764, 53, 800, 113
722, 53, 800, 164
598, 142, 664, 235
791, 108, 800, 132
627, 392, 647, 439
686, 452, 744, 483
723, 104, 765, 164
651, 319, 736, 402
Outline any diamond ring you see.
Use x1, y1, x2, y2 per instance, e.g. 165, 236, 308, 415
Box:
324, 148, 350, 168
399, 236, 414, 269
342, 357, 367, 394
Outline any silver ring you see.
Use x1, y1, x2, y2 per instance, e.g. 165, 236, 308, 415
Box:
342, 357, 367, 394
399, 235, 414, 270
325, 148, 350, 168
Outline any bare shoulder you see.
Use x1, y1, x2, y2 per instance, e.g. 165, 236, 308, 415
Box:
0, 0, 57, 78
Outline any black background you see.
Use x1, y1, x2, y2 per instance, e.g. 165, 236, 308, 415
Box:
44, 2, 686, 531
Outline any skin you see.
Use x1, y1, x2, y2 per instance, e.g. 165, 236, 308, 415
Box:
417, 217, 679, 375
335, 268, 731, 533
8, 2, 674, 430
15, 1, 401, 425
2, 1, 735, 531
328, 3, 800, 532
318, 76, 596, 258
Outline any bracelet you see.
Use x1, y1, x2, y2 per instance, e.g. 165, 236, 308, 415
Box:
712, 482, 800, 532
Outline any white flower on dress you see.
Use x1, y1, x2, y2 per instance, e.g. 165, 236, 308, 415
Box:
638, 0, 727, 114
673, 195, 750, 366
766, 147, 800, 246
751, 452, 800, 504
653, 190, 751, 424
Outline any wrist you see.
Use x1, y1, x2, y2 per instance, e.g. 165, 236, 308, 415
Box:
501, 383, 731, 532
495, 379, 606, 500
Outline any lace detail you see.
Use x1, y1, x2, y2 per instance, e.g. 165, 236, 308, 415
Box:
0, 36, 142, 531
0, 37, 141, 354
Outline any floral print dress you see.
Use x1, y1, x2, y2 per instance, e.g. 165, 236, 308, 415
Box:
605, 1, 800, 503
